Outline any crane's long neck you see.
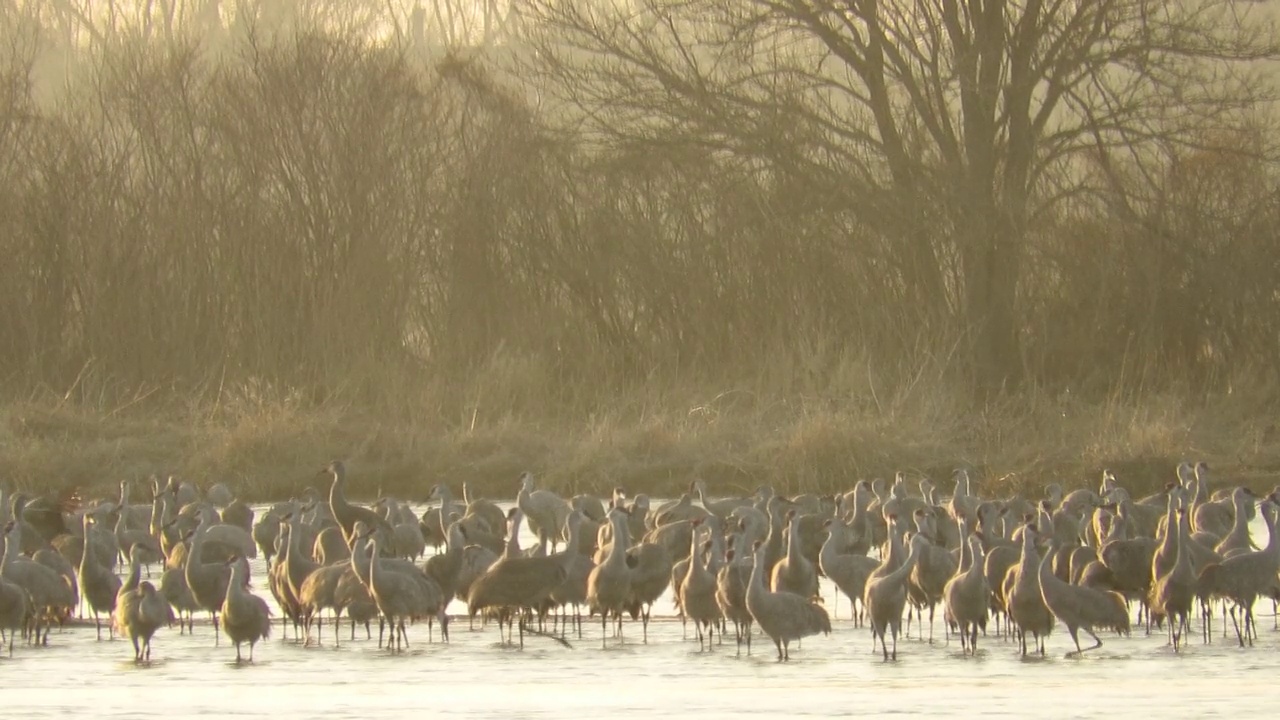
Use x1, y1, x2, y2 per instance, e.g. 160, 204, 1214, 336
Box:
368, 541, 382, 589
882, 520, 904, 570
706, 529, 725, 575
882, 540, 922, 587
445, 522, 464, 556
282, 521, 298, 570
605, 515, 630, 568
966, 538, 985, 579
124, 552, 142, 592
747, 549, 768, 594
190, 520, 209, 558
150, 495, 165, 537
330, 471, 349, 518
1220, 498, 1248, 547
1261, 504, 1280, 559
564, 516, 580, 555
227, 562, 246, 602
819, 525, 844, 569
79, 519, 95, 574
438, 487, 453, 533
684, 528, 706, 585
1171, 512, 1188, 575
504, 511, 525, 558
1016, 531, 1038, 575
351, 535, 372, 583
1, 530, 16, 572
694, 484, 709, 508
1036, 542, 1063, 592
785, 517, 802, 562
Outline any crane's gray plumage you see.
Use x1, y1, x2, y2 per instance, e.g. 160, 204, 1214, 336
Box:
746, 539, 830, 661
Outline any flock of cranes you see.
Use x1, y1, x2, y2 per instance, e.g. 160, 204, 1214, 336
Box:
1, 460, 1278, 664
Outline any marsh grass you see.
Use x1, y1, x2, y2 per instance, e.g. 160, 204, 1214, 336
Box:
4, 353, 1278, 505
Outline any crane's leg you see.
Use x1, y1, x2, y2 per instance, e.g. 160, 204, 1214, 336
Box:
1228, 605, 1245, 647
1080, 626, 1103, 654
600, 612, 608, 650
1066, 627, 1083, 657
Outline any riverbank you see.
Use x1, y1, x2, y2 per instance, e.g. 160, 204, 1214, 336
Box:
4, 372, 1279, 505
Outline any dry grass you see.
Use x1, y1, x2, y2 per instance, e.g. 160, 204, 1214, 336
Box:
4, 355, 1279, 505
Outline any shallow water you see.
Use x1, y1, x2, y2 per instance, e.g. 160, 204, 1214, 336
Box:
2, 506, 1277, 718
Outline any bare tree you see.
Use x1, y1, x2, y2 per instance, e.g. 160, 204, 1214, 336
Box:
522, 0, 1279, 389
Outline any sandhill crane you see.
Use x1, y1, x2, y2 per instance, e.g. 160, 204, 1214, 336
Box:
184, 517, 237, 643
1197, 496, 1279, 646
221, 557, 272, 662
363, 538, 430, 651
944, 533, 989, 655
2, 520, 76, 645
757, 496, 792, 577
114, 505, 161, 572
625, 536, 673, 642
297, 558, 353, 646
253, 506, 285, 566
746, 539, 831, 661
348, 523, 443, 646
1037, 530, 1130, 656
1098, 526, 1156, 630
312, 526, 348, 565
207, 483, 234, 508
566, 493, 603, 524
715, 532, 755, 654
455, 542, 499, 624
517, 472, 572, 553
1151, 508, 1195, 651
324, 460, 395, 552
771, 509, 818, 598
0, 531, 31, 656
679, 529, 723, 650
586, 508, 633, 649
460, 483, 507, 540
946, 469, 978, 523
905, 508, 955, 642
386, 501, 426, 561
420, 484, 456, 551
669, 518, 706, 637
864, 533, 929, 661
159, 553, 198, 634
467, 511, 572, 648
115, 581, 172, 662
639, 516, 698, 563
1150, 490, 1183, 583
1190, 463, 1232, 538
221, 496, 254, 533
692, 479, 752, 520
1213, 487, 1258, 556
546, 511, 596, 638
78, 515, 122, 640
268, 520, 305, 640
423, 520, 466, 614
654, 486, 712, 529
1005, 524, 1053, 656
818, 518, 878, 625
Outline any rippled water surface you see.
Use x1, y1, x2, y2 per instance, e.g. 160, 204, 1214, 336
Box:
2, 506, 1276, 718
